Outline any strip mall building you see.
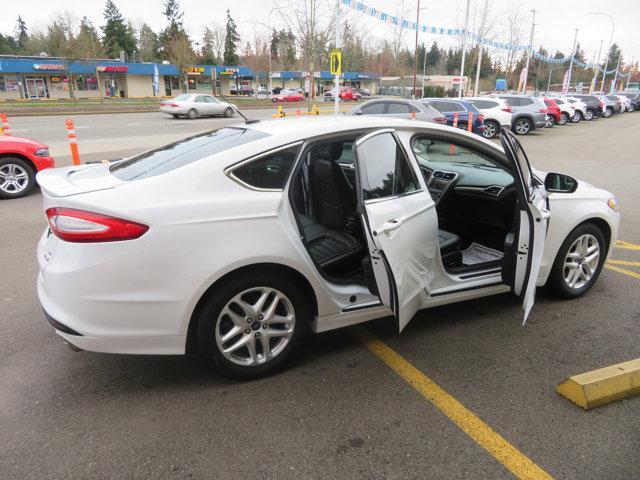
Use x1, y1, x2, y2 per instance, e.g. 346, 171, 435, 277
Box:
0, 55, 379, 100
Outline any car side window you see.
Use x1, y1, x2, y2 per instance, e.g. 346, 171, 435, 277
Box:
358, 132, 419, 201
195, 96, 207, 103
387, 103, 411, 114
501, 97, 519, 106
520, 98, 533, 106
360, 102, 386, 114
231, 145, 301, 190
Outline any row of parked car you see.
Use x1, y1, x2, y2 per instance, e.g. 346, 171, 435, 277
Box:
349, 92, 640, 138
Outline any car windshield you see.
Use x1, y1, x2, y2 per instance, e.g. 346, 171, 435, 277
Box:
173, 94, 191, 101
411, 137, 497, 168
110, 128, 270, 181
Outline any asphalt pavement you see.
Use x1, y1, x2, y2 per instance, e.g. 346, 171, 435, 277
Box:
1, 110, 639, 479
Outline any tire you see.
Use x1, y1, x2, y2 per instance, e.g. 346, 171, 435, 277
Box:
558, 112, 570, 125
224, 107, 234, 118
513, 117, 532, 135
171, 114, 180, 118
0, 157, 36, 199
547, 223, 607, 299
628, 103, 637, 112
195, 272, 311, 379
603, 107, 612, 118
584, 109, 594, 121
187, 108, 197, 119
481, 119, 499, 139
544, 115, 554, 128
570, 111, 582, 123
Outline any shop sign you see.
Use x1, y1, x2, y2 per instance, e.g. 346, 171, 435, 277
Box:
186, 67, 205, 75
97, 65, 129, 73
33, 63, 64, 70
221, 67, 240, 75
271, 72, 282, 78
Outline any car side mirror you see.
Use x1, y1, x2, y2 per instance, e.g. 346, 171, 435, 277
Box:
354, 110, 363, 115
544, 172, 578, 193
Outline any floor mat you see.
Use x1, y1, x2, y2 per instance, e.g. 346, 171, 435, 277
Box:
461, 242, 504, 265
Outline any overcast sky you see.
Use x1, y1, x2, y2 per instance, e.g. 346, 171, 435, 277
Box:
2, 0, 639, 65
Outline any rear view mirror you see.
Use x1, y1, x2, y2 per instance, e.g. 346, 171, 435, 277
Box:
544, 172, 578, 193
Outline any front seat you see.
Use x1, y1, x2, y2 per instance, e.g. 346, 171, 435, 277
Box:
310, 142, 356, 230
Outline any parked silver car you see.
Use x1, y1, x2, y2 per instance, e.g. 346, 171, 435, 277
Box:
159, 94, 236, 119
494, 94, 547, 135
349, 98, 447, 124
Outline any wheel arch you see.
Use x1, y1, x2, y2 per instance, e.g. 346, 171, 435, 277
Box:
185, 262, 318, 355
0, 152, 37, 174
576, 217, 612, 253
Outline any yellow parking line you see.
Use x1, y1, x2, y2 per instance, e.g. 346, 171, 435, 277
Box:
352, 327, 553, 480
605, 264, 640, 280
607, 259, 640, 267
615, 240, 640, 251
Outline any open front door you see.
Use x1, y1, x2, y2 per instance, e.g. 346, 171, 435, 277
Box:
353, 129, 438, 331
500, 129, 549, 323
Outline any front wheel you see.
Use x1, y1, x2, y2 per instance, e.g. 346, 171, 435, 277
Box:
224, 107, 234, 117
547, 224, 606, 299
584, 109, 594, 121
558, 112, 570, 125
603, 107, 612, 118
513, 118, 532, 135
195, 273, 310, 379
571, 111, 582, 123
481, 120, 499, 139
544, 115, 554, 128
628, 103, 636, 112
0, 157, 36, 199
187, 108, 197, 119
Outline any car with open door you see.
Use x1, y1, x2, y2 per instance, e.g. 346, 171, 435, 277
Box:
36, 116, 619, 379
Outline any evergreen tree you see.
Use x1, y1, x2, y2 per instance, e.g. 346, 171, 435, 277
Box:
604, 43, 622, 70
162, 0, 185, 40
223, 9, 239, 65
15, 16, 28, 52
200, 27, 219, 64
101, 0, 137, 57
0, 34, 18, 55
75, 17, 104, 58
138, 24, 160, 61
426, 42, 440, 68
270, 29, 279, 61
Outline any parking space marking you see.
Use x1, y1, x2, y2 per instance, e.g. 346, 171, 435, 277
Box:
352, 327, 553, 480
605, 264, 640, 280
607, 259, 640, 267
607, 240, 640, 279
615, 240, 640, 251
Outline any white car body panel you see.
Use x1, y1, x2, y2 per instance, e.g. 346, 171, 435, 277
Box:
36, 116, 619, 354
464, 97, 513, 127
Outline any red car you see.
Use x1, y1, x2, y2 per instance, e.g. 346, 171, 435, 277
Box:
339, 86, 361, 101
0, 135, 55, 199
543, 98, 561, 127
272, 89, 305, 102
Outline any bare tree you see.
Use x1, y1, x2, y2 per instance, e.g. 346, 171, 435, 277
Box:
165, 35, 196, 92
501, 3, 525, 73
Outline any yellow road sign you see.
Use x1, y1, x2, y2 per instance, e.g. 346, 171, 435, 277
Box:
330, 49, 342, 75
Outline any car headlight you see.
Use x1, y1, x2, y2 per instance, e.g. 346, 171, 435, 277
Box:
35, 148, 50, 157
607, 197, 619, 212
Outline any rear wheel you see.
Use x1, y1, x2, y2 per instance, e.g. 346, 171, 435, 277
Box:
0, 157, 35, 199
481, 119, 499, 139
558, 112, 570, 125
195, 272, 310, 379
628, 103, 636, 112
544, 115, 554, 128
571, 111, 582, 123
584, 109, 594, 121
548, 223, 606, 299
187, 108, 197, 119
513, 118, 532, 135
603, 107, 612, 118
171, 114, 180, 118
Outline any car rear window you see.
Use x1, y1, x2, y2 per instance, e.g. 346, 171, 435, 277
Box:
110, 128, 270, 181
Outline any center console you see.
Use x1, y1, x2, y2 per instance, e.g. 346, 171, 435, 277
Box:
425, 169, 458, 203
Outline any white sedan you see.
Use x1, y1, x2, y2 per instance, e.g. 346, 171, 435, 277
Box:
36, 116, 619, 378
159, 93, 236, 119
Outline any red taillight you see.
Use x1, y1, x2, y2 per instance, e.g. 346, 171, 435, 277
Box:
538, 108, 547, 113
169, 103, 179, 107
434, 117, 448, 124
600, 102, 605, 108
477, 114, 484, 122
45, 208, 148, 243
501, 106, 512, 113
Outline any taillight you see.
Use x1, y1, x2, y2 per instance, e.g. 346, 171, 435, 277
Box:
434, 117, 448, 124
45, 208, 148, 243
477, 114, 484, 122
600, 102, 605, 108
501, 106, 512, 113
538, 108, 547, 113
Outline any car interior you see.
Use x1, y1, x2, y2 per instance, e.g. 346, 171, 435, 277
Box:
289, 133, 519, 289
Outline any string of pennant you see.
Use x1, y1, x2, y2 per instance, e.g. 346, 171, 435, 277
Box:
343, 0, 632, 78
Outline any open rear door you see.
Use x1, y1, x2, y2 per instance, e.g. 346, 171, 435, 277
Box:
499, 129, 549, 323
353, 129, 438, 331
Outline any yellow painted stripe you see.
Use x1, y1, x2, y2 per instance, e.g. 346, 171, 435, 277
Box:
615, 240, 640, 251
605, 264, 640, 280
607, 259, 640, 267
352, 327, 553, 480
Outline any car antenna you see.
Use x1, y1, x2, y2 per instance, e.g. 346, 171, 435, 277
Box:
216, 90, 260, 124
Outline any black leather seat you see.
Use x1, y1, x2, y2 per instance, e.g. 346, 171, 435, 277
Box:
299, 215, 362, 268
438, 229, 461, 254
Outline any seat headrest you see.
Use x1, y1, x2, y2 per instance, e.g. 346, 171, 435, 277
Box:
315, 142, 343, 162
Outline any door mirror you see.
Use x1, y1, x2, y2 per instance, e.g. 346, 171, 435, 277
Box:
544, 172, 578, 193
354, 110, 363, 115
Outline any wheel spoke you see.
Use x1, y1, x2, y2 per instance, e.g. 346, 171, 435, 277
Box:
246, 337, 258, 363
224, 308, 247, 327
222, 334, 250, 354
220, 325, 242, 343
252, 290, 271, 315
259, 334, 271, 360
262, 293, 280, 321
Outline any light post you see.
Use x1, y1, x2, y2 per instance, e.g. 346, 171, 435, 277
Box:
412, 2, 428, 99
547, 66, 565, 92
267, 7, 285, 98
587, 12, 615, 93
522, 9, 536, 95
566, 29, 578, 94
458, 0, 471, 97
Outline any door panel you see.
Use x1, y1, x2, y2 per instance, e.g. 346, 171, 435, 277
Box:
354, 129, 438, 331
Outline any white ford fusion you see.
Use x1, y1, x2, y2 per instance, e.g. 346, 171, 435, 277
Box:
37, 116, 619, 378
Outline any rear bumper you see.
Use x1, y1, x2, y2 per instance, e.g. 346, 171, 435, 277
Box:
159, 106, 188, 115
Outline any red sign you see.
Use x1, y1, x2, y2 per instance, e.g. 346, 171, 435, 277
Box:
33, 63, 64, 70
97, 65, 129, 73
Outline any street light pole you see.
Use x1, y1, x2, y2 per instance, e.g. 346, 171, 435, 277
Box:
566, 29, 578, 94
522, 9, 536, 95
587, 12, 615, 93
611, 57, 621, 93
458, 0, 471, 97
411, 0, 421, 99
267, 7, 284, 98
473, 0, 489, 97
335, 0, 340, 114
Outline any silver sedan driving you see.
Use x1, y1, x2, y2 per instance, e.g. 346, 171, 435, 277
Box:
160, 94, 236, 119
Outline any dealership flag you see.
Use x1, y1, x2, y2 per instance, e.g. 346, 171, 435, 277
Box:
561, 71, 570, 94
153, 64, 159, 96
516, 68, 527, 94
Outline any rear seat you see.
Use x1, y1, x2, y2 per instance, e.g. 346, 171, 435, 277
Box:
299, 215, 363, 268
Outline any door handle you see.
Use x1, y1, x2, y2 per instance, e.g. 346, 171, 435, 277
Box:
377, 218, 403, 235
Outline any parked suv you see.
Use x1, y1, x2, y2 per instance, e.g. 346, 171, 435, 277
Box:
620, 93, 640, 112
570, 95, 604, 120
463, 97, 512, 138
422, 98, 486, 135
495, 94, 547, 135
596, 95, 620, 118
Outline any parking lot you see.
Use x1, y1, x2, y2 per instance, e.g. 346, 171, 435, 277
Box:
1, 111, 639, 479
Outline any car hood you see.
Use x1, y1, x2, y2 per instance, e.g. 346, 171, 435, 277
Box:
533, 168, 613, 200
0, 135, 47, 149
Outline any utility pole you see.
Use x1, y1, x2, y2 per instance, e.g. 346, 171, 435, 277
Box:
590, 40, 603, 93
335, 0, 340, 114
611, 57, 621, 93
412, 0, 421, 99
522, 9, 536, 95
458, 0, 471, 97
422, 43, 428, 97
566, 29, 578, 94
473, 0, 488, 96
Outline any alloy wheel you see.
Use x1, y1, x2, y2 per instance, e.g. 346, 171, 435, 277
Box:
482, 121, 497, 138
514, 119, 530, 134
0, 163, 29, 194
559, 113, 569, 125
563, 234, 600, 290
215, 287, 296, 366
544, 115, 554, 128
584, 110, 594, 120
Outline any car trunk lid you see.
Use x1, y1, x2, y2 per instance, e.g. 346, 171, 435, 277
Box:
36, 163, 123, 197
